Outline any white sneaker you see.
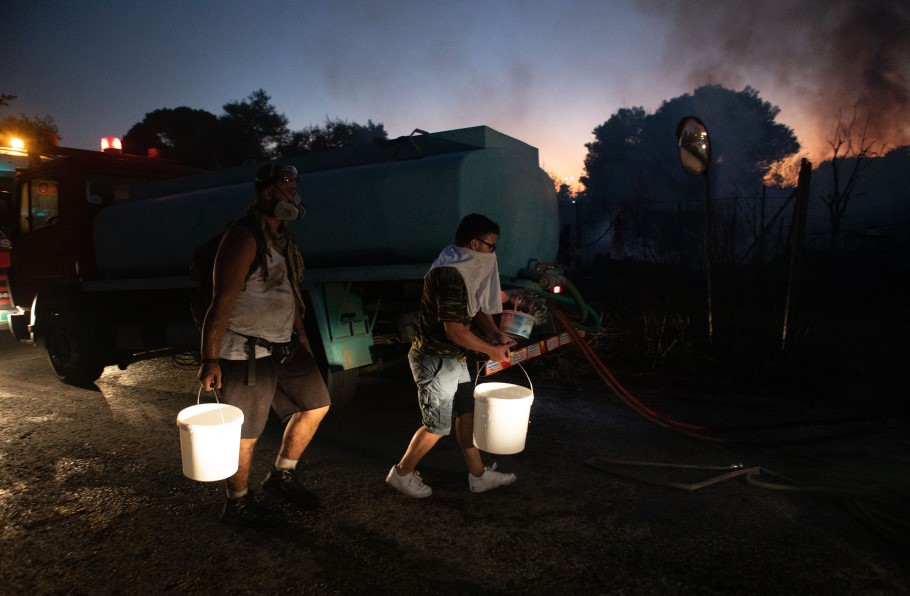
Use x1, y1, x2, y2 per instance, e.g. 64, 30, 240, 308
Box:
386, 466, 432, 498
469, 464, 517, 493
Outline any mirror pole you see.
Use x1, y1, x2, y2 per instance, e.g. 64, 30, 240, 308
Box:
702, 167, 714, 344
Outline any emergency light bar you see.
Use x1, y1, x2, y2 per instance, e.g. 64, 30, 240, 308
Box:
100, 137, 122, 153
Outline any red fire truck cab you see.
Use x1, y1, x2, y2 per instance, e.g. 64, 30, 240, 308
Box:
0, 143, 198, 383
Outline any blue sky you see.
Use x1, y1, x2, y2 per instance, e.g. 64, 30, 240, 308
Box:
4, 1, 908, 186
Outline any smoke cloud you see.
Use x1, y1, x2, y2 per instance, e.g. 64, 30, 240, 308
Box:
641, 0, 910, 159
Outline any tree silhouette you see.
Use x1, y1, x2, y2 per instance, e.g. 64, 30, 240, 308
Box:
122, 107, 219, 166
581, 106, 648, 221
121, 91, 386, 168
219, 89, 289, 164
276, 118, 387, 155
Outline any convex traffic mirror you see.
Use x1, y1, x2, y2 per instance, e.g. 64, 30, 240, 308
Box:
676, 116, 711, 176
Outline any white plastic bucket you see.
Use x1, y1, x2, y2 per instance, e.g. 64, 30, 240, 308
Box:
176, 398, 244, 482
499, 309, 535, 339
473, 365, 534, 454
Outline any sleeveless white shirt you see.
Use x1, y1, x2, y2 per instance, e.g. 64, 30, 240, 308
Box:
219, 246, 296, 360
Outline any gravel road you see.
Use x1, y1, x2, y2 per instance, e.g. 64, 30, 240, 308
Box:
1, 335, 908, 594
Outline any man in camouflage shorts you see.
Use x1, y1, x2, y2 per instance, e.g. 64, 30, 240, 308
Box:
386, 213, 518, 498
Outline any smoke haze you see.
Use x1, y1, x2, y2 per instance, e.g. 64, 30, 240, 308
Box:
644, 0, 910, 159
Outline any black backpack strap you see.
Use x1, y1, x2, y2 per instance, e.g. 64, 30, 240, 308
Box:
235, 214, 269, 281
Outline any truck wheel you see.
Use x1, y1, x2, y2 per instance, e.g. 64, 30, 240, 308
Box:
327, 367, 359, 410
44, 318, 105, 385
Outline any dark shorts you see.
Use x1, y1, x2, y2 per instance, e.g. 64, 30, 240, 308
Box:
408, 351, 475, 435
219, 346, 331, 439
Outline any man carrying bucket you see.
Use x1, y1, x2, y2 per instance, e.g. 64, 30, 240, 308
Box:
386, 213, 518, 498
198, 163, 331, 528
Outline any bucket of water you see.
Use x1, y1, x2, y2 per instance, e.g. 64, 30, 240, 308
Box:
176, 389, 244, 482
499, 309, 535, 339
473, 364, 534, 454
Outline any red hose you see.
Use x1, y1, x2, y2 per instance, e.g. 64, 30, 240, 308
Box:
551, 306, 716, 438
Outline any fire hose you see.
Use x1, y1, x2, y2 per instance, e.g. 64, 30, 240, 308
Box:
549, 303, 884, 445
550, 305, 717, 440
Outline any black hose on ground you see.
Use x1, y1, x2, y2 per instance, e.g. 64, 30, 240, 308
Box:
553, 306, 910, 554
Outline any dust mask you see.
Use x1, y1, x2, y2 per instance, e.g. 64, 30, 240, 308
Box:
272, 186, 306, 221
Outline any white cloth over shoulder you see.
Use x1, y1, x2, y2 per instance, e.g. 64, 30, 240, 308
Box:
429, 244, 502, 317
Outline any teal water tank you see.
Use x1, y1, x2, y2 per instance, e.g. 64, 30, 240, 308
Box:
93, 126, 558, 280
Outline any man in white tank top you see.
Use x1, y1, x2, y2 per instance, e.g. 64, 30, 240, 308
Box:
198, 163, 331, 528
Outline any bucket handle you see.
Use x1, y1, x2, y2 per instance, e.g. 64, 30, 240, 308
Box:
196, 385, 223, 405
474, 362, 533, 395
194, 386, 228, 424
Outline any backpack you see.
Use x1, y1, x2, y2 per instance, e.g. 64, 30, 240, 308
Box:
190, 214, 269, 327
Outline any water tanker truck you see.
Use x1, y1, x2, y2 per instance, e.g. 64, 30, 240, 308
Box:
3, 126, 564, 402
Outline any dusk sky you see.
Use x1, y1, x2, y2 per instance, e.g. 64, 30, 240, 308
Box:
4, 1, 909, 188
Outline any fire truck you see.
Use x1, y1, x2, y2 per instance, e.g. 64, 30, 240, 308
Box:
0, 137, 199, 375
2, 126, 573, 402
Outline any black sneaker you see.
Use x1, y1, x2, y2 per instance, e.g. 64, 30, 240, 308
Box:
262, 467, 321, 510
220, 492, 287, 528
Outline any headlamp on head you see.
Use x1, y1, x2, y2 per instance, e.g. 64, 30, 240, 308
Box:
255, 163, 298, 191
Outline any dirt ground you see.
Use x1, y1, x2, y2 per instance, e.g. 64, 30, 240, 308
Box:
1, 335, 909, 595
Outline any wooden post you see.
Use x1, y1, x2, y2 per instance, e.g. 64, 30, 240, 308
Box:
781, 158, 811, 351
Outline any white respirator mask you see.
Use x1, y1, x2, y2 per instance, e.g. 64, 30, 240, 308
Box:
256, 163, 306, 221
273, 192, 306, 221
